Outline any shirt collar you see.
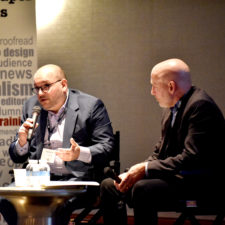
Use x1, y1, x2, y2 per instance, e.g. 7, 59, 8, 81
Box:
170, 90, 188, 114
170, 100, 182, 114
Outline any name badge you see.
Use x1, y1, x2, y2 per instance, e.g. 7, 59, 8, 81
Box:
41, 148, 56, 163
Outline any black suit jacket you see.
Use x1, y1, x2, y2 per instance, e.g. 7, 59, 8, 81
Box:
146, 86, 225, 186
9, 89, 114, 181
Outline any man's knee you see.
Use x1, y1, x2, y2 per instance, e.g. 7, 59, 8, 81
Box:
132, 180, 148, 196
132, 179, 157, 206
100, 178, 115, 197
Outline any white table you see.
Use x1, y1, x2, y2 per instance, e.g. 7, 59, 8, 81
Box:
0, 181, 99, 225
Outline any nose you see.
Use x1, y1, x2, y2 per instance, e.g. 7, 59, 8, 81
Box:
37, 88, 44, 95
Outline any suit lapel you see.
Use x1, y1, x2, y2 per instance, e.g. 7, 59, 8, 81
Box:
62, 90, 79, 148
35, 109, 48, 158
162, 110, 172, 135
159, 110, 172, 158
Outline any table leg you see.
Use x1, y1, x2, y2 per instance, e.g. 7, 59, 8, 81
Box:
5, 195, 71, 225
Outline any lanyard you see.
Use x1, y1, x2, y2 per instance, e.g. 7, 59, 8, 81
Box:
46, 108, 67, 146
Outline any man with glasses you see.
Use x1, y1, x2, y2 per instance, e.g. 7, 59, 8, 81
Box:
5, 64, 115, 225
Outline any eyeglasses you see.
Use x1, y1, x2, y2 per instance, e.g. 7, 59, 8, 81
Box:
31, 80, 61, 95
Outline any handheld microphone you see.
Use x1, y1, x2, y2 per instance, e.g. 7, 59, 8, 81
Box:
27, 106, 41, 142
104, 167, 121, 183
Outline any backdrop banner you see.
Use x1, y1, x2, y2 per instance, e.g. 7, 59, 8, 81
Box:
0, 0, 37, 192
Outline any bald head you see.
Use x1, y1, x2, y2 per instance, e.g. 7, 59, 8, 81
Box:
151, 58, 192, 92
34, 64, 66, 81
150, 59, 192, 108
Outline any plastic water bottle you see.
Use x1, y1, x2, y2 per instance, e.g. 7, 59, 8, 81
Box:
39, 159, 50, 186
26, 159, 40, 187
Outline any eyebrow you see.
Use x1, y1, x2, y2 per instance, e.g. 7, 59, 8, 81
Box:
34, 81, 50, 86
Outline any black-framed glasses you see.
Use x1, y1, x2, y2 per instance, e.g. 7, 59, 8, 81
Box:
31, 80, 62, 95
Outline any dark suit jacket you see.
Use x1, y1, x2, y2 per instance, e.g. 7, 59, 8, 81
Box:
146, 86, 225, 192
9, 89, 114, 181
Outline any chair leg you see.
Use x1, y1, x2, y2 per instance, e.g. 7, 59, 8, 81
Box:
213, 211, 225, 225
87, 209, 103, 224
174, 212, 187, 225
174, 211, 201, 225
188, 214, 201, 225
74, 207, 92, 225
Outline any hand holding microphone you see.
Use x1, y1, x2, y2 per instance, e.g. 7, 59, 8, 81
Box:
18, 106, 41, 146
104, 167, 132, 193
104, 163, 146, 193
27, 106, 41, 142
18, 106, 41, 147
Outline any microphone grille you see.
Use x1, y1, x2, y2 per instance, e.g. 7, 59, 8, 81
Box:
32, 105, 41, 114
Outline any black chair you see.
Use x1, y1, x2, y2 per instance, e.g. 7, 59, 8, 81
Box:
171, 199, 225, 225
73, 131, 120, 225
159, 176, 225, 225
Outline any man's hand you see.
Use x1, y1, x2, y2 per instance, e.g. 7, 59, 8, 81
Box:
18, 118, 38, 147
115, 162, 147, 193
56, 138, 80, 161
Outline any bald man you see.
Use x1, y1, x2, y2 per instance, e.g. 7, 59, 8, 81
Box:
100, 59, 225, 225
7, 64, 114, 225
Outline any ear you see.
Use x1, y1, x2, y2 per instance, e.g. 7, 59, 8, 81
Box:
61, 79, 68, 86
61, 79, 68, 91
168, 81, 176, 94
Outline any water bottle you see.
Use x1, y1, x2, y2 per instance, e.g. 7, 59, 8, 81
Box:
39, 159, 50, 186
26, 159, 40, 187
